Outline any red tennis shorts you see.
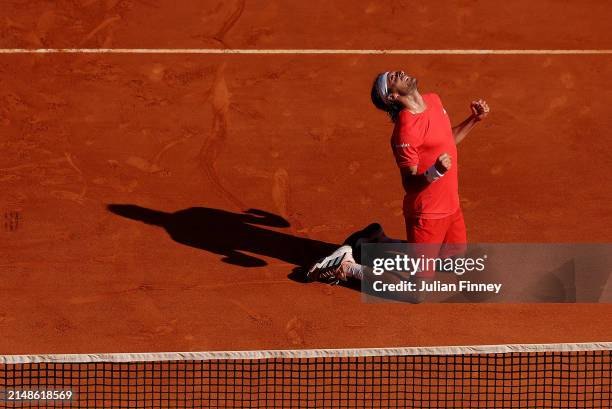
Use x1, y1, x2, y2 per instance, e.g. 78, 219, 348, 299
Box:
405, 208, 467, 277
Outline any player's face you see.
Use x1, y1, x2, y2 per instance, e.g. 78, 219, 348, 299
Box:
387, 71, 418, 97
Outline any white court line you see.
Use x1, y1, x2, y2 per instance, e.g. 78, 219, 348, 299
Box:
0, 48, 611, 55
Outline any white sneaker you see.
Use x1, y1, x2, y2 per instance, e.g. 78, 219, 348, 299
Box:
307, 245, 356, 285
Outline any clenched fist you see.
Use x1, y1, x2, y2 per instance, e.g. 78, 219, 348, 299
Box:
470, 99, 490, 121
435, 153, 452, 174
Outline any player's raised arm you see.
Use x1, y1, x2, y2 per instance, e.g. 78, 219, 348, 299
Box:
400, 153, 452, 194
452, 99, 490, 144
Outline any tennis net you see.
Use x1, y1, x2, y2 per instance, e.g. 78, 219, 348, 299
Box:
1, 343, 610, 408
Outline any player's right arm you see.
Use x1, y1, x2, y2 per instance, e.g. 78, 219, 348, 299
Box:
400, 153, 452, 194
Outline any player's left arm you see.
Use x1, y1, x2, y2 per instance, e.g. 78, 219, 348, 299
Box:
452, 99, 490, 144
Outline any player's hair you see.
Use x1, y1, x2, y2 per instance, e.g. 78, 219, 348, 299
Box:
370, 75, 401, 123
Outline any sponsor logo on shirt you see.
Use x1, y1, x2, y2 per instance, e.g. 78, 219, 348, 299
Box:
393, 143, 410, 148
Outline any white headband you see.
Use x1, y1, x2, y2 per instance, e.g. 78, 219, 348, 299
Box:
376, 72, 390, 101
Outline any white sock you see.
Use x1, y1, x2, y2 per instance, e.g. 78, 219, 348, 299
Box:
343, 262, 364, 280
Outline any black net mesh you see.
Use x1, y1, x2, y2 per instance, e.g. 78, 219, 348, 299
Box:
1, 349, 610, 408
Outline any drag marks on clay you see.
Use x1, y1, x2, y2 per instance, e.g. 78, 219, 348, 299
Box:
147, 127, 203, 176
229, 299, 272, 327
193, 0, 249, 210
285, 317, 306, 346
272, 167, 313, 238
151, 321, 179, 338
67, 282, 179, 306
229, 163, 308, 236
79, 15, 121, 47
91, 160, 139, 193
0, 11, 54, 48
197, 63, 246, 210
2, 84, 93, 206
210, 162, 308, 239
124, 156, 165, 174
232, 165, 273, 179
0, 155, 87, 203
71, 0, 130, 48
162, 65, 216, 87
0, 1, 129, 49
229, 102, 266, 120
195, 0, 246, 47
196, 60, 303, 229
128, 320, 180, 342
48, 153, 88, 204
66, 279, 294, 306
212, 0, 246, 46
272, 168, 289, 220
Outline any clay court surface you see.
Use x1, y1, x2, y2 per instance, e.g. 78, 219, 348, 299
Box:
0, 1, 611, 355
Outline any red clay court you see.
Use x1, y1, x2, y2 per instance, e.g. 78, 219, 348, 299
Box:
0, 1, 611, 407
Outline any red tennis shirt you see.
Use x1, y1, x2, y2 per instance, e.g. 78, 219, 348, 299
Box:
390, 93, 459, 219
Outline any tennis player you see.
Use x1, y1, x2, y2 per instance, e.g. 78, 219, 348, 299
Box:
308, 70, 489, 297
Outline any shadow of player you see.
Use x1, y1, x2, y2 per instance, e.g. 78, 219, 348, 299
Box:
107, 204, 337, 268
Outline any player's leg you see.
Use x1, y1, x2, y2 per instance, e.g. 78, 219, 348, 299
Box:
405, 215, 448, 243
307, 217, 450, 303
318, 214, 455, 281
405, 215, 449, 278
343, 223, 386, 247
432, 208, 468, 273
438, 208, 495, 301
439, 208, 467, 259
307, 245, 427, 303
343, 222, 406, 262
311, 220, 409, 280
